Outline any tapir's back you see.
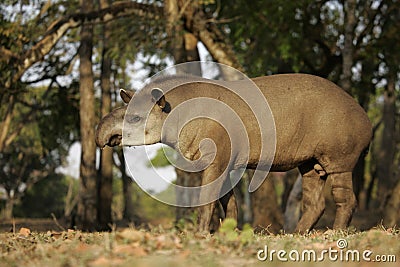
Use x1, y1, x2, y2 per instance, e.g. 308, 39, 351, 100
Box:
251, 74, 372, 172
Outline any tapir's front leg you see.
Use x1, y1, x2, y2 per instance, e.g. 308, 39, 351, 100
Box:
198, 203, 216, 232
198, 164, 229, 232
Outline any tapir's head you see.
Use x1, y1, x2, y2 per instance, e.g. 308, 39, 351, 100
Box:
95, 90, 132, 148
95, 86, 170, 148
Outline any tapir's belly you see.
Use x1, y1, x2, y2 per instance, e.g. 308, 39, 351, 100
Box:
244, 141, 314, 172
238, 110, 317, 172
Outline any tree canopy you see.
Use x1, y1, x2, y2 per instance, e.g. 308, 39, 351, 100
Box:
0, 0, 399, 229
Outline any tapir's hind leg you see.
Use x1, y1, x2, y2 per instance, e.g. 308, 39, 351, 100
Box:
330, 172, 357, 229
295, 162, 326, 233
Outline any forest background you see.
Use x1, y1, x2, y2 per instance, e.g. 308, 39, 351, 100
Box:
0, 0, 399, 233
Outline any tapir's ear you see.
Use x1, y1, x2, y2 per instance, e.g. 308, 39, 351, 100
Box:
120, 89, 135, 104
151, 88, 167, 109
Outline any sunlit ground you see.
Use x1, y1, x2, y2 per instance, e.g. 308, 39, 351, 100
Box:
0, 219, 398, 267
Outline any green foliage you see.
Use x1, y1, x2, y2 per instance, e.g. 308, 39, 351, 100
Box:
155, 182, 177, 204
14, 174, 72, 218
175, 211, 198, 231
0, 1, 74, 90
111, 176, 124, 220
218, 218, 254, 244
219, 218, 239, 241
147, 147, 176, 168
0, 84, 78, 193
140, 189, 176, 224
0, 2, 79, 201
219, 218, 237, 232
219, 0, 314, 76
240, 223, 254, 244
0, 83, 78, 220
111, 177, 175, 224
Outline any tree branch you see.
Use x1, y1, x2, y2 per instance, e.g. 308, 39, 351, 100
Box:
355, 1, 385, 50
0, 47, 19, 64
8, 1, 163, 87
23, 50, 79, 85
0, 95, 15, 152
191, 11, 243, 72
4, 112, 36, 149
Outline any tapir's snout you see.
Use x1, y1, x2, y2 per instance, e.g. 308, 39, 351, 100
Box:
95, 106, 125, 148
95, 121, 122, 148
96, 131, 122, 148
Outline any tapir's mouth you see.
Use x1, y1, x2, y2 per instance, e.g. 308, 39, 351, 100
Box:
108, 134, 122, 147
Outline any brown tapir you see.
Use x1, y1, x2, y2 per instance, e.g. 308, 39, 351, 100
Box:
95, 73, 372, 233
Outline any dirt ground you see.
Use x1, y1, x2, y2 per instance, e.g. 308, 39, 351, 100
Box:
0, 219, 398, 267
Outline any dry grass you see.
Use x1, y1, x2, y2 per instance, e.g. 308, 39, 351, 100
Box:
0, 221, 399, 267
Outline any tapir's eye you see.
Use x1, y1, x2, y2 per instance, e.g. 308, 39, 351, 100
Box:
128, 115, 141, 123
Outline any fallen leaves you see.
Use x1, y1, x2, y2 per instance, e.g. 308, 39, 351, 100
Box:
116, 228, 145, 244
89, 256, 125, 267
18, 227, 31, 238
87, 229, 187, 266
0, 225, 399, 267
154, 234, 182, 250
114, 244, 147, 256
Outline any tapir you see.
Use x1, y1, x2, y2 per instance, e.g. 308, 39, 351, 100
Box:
95, 73, 372, 233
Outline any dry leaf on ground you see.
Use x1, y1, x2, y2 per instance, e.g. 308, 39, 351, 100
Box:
18, 227, 31, 237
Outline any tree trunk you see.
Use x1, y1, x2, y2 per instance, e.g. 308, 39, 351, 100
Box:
283, 174, 302, 232
1, 193, 15, 220
352, 153, 366, 204
76, 0, 98, 231
378, 74, 397, 211
164, 0, 185, 64
192, 17, 243, 72
115, 63, 139, 224
117, 148, 141, 224
340, 0, 357, 94
280, 169, 300, 211
64, 178, 78, 227
240, 172, 252, 225
121, 170, 137, 224
97, 0, 113, 232
384, 178, 400, 227
0, 94, 15, 153
183, 33, 202, 75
